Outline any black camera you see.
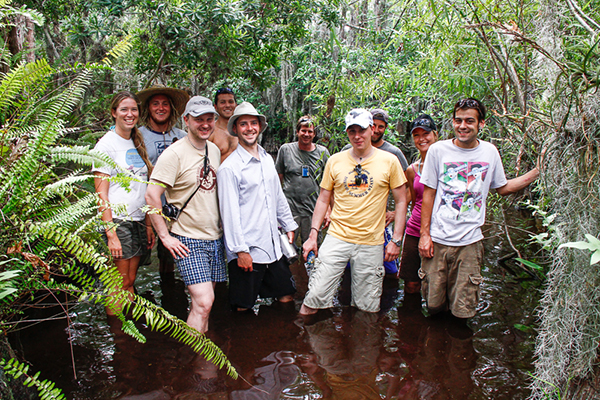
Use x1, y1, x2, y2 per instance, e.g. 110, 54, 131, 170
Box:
162, 203, 181, 220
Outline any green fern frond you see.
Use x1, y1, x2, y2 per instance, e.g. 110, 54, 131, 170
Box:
8, 4, 45, 26
102, 34, 133, 66
1, 358, 66, 399
53, 146, 119, 170
35, 195, 97, 229
34, 171, 93, 202
126, 296, 238, 378
0, 59, 53, 121
28, 225, 108, 271
60, 263, 97, 291
117, 314, 147, 343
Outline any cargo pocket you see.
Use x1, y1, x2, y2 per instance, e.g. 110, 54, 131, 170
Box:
464, 274, 483, 313
418, 268, 428, 302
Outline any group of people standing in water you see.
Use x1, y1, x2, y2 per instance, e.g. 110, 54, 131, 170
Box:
93, 86, 540, 333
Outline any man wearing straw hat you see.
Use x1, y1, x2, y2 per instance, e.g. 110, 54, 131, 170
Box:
217, 102, 298, 312
137, 85, 189, 274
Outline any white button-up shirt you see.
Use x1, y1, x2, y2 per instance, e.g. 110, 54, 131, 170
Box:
217, 145, 298, 263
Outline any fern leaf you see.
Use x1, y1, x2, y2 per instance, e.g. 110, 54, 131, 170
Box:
102, 34, 133, 66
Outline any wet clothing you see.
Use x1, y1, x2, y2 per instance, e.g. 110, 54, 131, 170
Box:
227, 257, 296, 310
419, 139, 507, 317
140, 126, 187, 165
303, 235, 384, 312
420, 139, 507, 246
92, 129, 148, 221
419, 241, 484, 318
399, 234, 420, 282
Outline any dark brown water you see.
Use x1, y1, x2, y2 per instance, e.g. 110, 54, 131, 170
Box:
11, 212, 540, 399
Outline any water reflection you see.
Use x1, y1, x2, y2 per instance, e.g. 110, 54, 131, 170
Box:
10, 213, 539, 399
299, 310, 386, 399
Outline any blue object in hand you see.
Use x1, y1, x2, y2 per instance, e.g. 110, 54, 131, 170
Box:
305, 251, 315, 276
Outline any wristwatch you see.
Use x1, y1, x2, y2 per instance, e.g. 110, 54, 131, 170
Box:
390, 237, 402, 246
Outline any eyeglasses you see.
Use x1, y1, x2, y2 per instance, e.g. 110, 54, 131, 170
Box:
299, 117, 312, 124
354, 164, 365, 186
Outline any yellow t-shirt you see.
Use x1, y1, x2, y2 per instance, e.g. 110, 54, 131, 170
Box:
150, 138, 222, 240
321, 148, 406, 245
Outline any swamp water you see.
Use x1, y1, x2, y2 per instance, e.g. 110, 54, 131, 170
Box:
11, 212, 540, 399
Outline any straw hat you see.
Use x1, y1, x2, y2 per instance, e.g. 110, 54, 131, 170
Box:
136, 85, 190, 116
227, 102, 268, 136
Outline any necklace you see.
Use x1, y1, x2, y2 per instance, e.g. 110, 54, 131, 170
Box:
351, 147, 374, 163
187, 136, 206, 152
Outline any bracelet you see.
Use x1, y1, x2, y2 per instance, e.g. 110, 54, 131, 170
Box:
311, 227, 319, 233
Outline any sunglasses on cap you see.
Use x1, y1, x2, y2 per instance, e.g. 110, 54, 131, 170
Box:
354, 164, 365, 186
457, 99, 480, 108
216, 88, 234, 95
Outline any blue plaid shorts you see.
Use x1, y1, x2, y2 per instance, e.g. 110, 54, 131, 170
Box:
172, 235, 227, 286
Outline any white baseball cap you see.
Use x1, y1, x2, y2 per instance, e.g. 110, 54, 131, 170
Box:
345, 108, 373, 130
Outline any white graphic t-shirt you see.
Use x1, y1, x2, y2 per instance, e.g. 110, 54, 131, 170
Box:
420, 139, 507, 246
92, 129, 148, 221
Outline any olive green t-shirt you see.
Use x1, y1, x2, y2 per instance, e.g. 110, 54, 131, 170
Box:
275, 142, 330, 218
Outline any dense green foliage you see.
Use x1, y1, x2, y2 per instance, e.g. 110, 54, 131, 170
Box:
0, 2, 237, 396
5, 0, 600, 397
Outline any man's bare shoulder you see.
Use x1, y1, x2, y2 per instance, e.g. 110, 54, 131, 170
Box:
209, 126, 238, 160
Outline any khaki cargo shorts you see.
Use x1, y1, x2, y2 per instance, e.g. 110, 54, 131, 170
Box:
303, 234, 384, 312
419, 241, 484, 318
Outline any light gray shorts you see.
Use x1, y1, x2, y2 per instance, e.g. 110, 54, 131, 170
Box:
302, 234, 384, 312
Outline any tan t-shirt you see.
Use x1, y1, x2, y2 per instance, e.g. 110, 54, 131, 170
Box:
321, 148, 406, 245
151, 138, 222, 240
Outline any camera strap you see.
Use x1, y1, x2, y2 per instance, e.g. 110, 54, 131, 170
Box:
177, 147, 210, 216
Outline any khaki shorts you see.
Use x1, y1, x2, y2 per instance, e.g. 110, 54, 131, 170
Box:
303, 235, 384, 312
419, 241, 484, 318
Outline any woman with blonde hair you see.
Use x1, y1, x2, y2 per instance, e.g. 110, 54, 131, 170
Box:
93, 91, 155, 313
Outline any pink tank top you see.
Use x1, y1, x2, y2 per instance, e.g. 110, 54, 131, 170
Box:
405, 163, 423, 237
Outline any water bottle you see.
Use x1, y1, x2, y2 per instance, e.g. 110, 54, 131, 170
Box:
305, 251, 315, 276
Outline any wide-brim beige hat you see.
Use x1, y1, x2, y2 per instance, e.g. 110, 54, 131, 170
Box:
227, 101, 268, 136
136, 85, 190, 116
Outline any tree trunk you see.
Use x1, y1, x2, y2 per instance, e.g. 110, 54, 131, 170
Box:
25, 17, 35, 62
